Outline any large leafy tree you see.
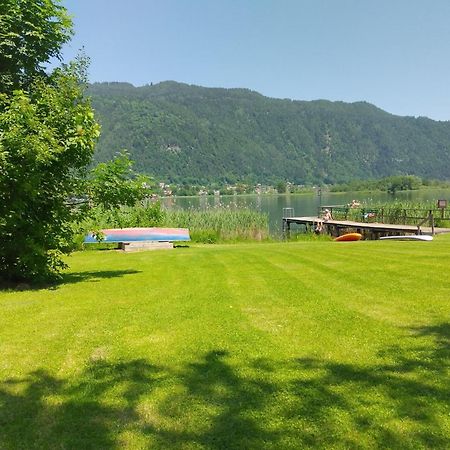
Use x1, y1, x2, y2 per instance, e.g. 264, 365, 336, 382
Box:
0, 1, 150, 283
0, 0, 72, 93
0, 59, 100, 283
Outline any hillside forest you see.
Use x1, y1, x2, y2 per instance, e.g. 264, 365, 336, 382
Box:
89, 81, 450, 185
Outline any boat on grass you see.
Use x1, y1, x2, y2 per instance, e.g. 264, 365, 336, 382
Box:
334, 233, 362, 242
379, 235, 433, 241
84, 227, 190, 243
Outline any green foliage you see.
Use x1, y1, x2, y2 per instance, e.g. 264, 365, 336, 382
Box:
0, 1, 106, 283
276, 180, 287, 194
82, 202, 164, 232
0, 64, 100, 283
0, 0, 72, 93
385, 175, 422, 193
88, 150, 152, 209
0, 1, 152, 283
287, 231, 333, 242
330, 175, 424, 193
162, 208, 269, 242
189, 229, 220, 244
88, 81, 450, 185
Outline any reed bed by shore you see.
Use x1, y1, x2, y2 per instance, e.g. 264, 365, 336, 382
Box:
80, 203, 269, 244
162, 207, 269, 242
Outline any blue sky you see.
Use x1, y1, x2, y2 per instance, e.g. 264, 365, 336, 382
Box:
60, 0, 450, 121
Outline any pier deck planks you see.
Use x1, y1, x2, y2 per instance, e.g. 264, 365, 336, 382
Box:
283, 216, 450, 236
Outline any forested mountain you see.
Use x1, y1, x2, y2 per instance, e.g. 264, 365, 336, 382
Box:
89, 81, 450, 184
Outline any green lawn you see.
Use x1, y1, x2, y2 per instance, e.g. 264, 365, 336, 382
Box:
1, 237, 449, 449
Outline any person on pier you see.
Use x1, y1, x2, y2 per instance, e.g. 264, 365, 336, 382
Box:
322, 209, 332, 221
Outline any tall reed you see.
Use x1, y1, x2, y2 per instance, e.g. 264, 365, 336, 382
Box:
82, 202, 165, 231
80, 202, 269, 243
161, 208, 269, 242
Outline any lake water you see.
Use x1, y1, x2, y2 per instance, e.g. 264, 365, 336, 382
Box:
162, 189, 450, 235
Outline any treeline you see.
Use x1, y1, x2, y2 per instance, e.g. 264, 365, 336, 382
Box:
157, 181, 314, 197
154, 176, 450, 197
329, 175, 450, 194
89, 81, 450, 185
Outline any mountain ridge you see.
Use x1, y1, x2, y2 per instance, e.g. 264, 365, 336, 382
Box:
88, 81, 450, 184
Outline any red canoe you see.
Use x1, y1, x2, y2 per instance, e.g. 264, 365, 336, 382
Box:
334, 233, 362, 242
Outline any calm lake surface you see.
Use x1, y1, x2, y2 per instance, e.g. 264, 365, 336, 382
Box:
162, 189, 450, 235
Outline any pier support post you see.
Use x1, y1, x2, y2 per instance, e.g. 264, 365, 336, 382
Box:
282, 219, 291, 239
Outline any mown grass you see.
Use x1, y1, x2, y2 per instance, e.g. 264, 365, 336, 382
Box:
0, 236, 449, 449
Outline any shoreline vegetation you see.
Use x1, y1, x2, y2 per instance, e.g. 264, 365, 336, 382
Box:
79, 204, 270, 246
78, 196, 450, 248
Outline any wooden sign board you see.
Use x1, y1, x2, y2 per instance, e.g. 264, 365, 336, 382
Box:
437, 199, 447, 209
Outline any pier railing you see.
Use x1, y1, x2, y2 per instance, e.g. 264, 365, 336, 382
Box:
416, 212, 435, 235
319, 205, 450, 229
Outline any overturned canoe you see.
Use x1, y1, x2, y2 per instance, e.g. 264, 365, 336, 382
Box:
84, 227, 190, 243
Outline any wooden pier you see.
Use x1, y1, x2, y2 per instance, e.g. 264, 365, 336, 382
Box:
282, 216, 450, 239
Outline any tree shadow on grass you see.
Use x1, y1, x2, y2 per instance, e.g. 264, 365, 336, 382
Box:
0, 324, 448, 449
0, 270, 141, 292
142, 349, 281, 448
144, 325, 449, 449
285, 322, 450, 448
0, 359, 164, 449
61, 269, 142, 285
